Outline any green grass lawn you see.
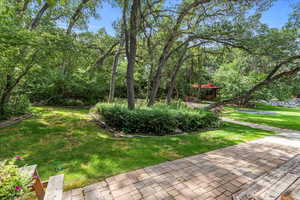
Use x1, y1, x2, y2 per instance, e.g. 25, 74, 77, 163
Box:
0, 106, 274, 190
223, 103, 300, 131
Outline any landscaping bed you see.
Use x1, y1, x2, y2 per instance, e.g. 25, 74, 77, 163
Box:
94, 102, 222, 136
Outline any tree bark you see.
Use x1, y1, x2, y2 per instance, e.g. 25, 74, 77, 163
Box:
147, 0, 212, 106
29, 2, 50, 30
147, 65, 154, 100
0, 91, 11, 118
147, 38, 174, 106
1, 1, 48, 116
93, 41, 119, 70
66, 0, 90, 35
166, 44, 188, 104
61, 0, 91, 75
108, 45, 122, 103
0, 57, 35, 117
0, 75, 13, 118
144, 33, 155, 101
123, 0, 140, 110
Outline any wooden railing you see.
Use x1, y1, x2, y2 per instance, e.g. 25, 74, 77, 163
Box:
19, 165, 64, 200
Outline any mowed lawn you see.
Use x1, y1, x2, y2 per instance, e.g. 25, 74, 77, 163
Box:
0, 106, 274, 190
223, 103, 300, 131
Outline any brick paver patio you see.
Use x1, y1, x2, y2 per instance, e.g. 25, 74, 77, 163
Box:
63, 121, 300, 200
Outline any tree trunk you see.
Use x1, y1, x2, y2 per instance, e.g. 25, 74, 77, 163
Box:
0, 74, 13, 118
93, 41, 119, 71
29, 2, 49, 30
147, 65, 154, 100
0, 2, 47, 117
166, 45, 188, 104
208, 55, 300, 109
62, 0, 91, 76
66, 0, 90, 35
108, 47, 121, 103
0, 91, 11, 118
147, 39, 174, 106
0, 101, 5, 118
123, 0, 140, 110
145, 35, 155, 101
147, 0, 212, 107
126, 58, 135, 110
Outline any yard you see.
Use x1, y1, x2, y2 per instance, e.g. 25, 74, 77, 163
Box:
223, 103, 300, 131
0, 106, 274, 190
1, 1, 300, 199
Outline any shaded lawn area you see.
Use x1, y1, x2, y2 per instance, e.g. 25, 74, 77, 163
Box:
223, 103, 300, 131
0, 106, 274, 190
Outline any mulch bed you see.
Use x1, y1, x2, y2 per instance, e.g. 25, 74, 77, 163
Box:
0, 113, 33, 129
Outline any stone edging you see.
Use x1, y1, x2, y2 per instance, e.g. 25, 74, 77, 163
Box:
0, 114, 33, 129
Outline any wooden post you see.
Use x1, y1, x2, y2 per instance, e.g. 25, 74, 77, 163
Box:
19, 165, 45, 200
281, 191, 294, 200
32, 170, 45, 200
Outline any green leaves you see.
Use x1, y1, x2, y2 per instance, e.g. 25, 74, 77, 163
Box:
46, 0, 57, 6
0, 160, 32, 200
96, 102, 221, 135
35, 0, 60, 6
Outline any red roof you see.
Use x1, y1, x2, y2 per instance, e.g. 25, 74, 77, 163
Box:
192, 83, 219, 89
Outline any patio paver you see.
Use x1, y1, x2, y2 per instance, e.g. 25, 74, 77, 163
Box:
63, 120, 300, 200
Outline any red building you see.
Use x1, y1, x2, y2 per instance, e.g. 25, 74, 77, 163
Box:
192, 83, 219, 100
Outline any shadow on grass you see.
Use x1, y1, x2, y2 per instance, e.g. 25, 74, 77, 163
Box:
254, 103, 300, 113
0, 106, 274, 190
224, 103, 300, 131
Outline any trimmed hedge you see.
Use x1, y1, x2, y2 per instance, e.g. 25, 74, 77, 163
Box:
95, 103, 221, 135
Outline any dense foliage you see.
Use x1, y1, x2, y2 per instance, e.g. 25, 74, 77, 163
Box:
0, 0, 299, 119
0, 159, 32, 200
96, 102, 221, 135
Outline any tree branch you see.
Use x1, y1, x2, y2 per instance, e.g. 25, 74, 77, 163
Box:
29, 2, 50, 30
66, 0, 90, 35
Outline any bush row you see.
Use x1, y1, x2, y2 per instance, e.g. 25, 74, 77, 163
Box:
95, 103, 221, 136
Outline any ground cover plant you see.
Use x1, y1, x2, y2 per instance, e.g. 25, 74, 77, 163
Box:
95, 102, 221, 135
0, 159, 32, 200
0, 106, 276, 190
223, 103, 300, 131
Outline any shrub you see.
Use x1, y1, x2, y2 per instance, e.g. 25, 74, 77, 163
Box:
1, 94, 31, 120
95, 102, 221, 135
0, 159, 32, 200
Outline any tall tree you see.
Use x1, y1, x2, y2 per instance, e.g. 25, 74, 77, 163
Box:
0, 0, 51, 117
123, 0, 141, 109
108, 36, 123, 103
166, 43, 189, 104
147, 0, 272, 106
